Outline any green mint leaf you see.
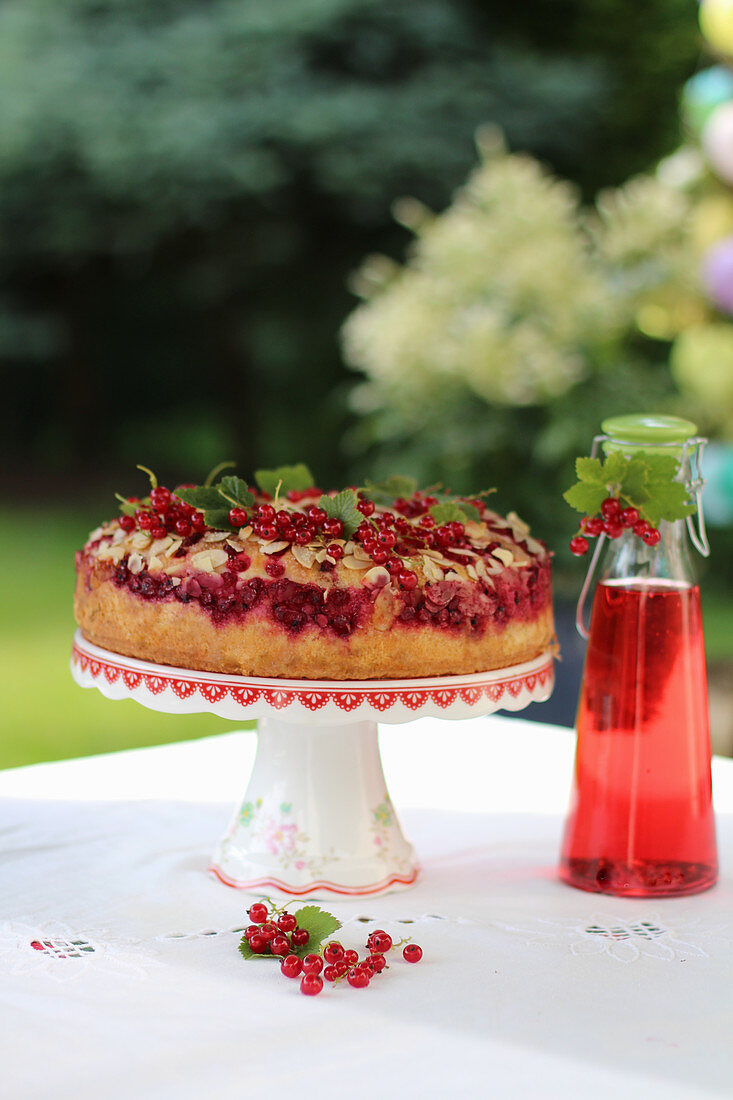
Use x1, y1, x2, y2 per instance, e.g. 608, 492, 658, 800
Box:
574, 456, 605, 485
202, 508, 233, 530
174, 486, 228, 511
563, 481, 608, 516
430, 501, 481, 525
115, 493, 138, 517
362, 475, 418, 506
217, 476, 255, 509
319, 489, 363, 539
620, 455, 650, 505
254, 464, 315, 497
291, 905, 342, 958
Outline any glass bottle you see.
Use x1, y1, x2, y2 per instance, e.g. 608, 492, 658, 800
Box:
559, 414, 718, 897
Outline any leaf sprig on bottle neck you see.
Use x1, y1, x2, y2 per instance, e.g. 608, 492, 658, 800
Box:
564, 451, 696, 556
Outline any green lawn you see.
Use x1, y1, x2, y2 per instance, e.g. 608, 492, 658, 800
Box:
0, 508, 237, 771
1, 507, 730, 771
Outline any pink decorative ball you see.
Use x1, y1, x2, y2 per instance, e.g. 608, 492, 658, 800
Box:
703, 235, 733, 313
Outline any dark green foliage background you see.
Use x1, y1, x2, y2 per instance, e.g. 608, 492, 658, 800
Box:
0, 0, 700, 498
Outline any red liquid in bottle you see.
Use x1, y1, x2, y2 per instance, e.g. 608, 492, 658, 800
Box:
560, 579, 717, 896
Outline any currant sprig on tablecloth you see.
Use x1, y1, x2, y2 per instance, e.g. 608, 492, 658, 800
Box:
238, 898, 423, 996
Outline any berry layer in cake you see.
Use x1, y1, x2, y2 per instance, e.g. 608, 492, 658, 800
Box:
74, 467, 554, 680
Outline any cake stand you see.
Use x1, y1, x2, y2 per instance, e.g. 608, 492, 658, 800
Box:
71, 630, 554, 898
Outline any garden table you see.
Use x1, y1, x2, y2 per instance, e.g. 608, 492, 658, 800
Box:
1, 715, 731, 1099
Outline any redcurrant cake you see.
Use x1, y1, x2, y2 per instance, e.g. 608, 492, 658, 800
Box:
74, 466, 554, 680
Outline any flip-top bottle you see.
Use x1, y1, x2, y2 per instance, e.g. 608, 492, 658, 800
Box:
560, 414, 718, 897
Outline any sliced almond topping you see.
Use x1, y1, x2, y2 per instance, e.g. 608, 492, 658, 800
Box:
148, 555, 163, 573
492, 547, 514, 567
341, 555, 371, 570
474, 558, 487, 578
190, 549, 227, 572
523, 535, 545, 556
291, 545, 316, 569
150, 537, 173, 556
421, 556, 444, 582
88, 525, 105, 542
204, 531, 228, 543
352, 546, 372, 562
464, 520, 487, 540
165, 538, 183, 558
128, 552, 145, 575
239, 525, 253, 540
112, 528, 127, 545
466, 564, 478, 580
260, 540, 290, 555
444, 569, 465, 583
343, 541, 356, 555
97, 544, 125, 564
170, 577, 181, 587
506, 510, 530, 539
362, 565, 390, 586
315, 549, 329, 563
372, 584, 395, 629
130, 532, 151, 551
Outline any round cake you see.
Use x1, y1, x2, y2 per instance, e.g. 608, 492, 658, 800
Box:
74, 467, 554, 680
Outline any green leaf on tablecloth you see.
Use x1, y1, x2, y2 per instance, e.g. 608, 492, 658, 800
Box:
291, 906, 342, 957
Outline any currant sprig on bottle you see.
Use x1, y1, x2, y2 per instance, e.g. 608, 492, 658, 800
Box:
564, 451, 696, 556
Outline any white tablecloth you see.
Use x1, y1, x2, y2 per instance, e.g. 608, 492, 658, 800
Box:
1, 716, 731, 1100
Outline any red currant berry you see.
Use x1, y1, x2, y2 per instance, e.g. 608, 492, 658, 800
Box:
386, 556, 402, 575
302, 954, 324, 975
357, 499, 375, 517
377, 530, 396, 550
604, 521, 624, 539
365, 953, 387, 973
642, 527, 661, 546
119, 514, 135, 533
307, 506, 327, 525
371, 548, 389, 565
620, 507, 639, 528
173, 520, 193, 538
300, 973, 324, 996
244, 925, 261, 939
347, 968, 370, 988
601, 497, 622, 521
323, 965, 339, 982
257, 504, 276, 523
265, 559, 285, 578
151, 525, 167, 540
569, 536, 589, 556
136, 510, 154, 530
581, 516, 604, 537
150, 487, 172, 511
322, 517, 344, 538
403, 944, 423, 963
393, 497, 410, 514
294, 529, 313, 546
291, 928, 310, 948
370, 932, 393, 953
280, 954, 302, 978
398, 570, 418, 590
230, 553, 251, 573
270, 935, 291, 957
258, 922, 278, 942
191, 514, 206, 534
277, 914, 297, 934
327, 543, 344, 561
259, 523, 277, 540
323, 942, 345, 964
419, 514, 435, 528
633, 519, 651, 537
435, 525, 453, 548
333, 960, 349, 978
342, 949, 359, 967
247, 934, 267, 954
248, 902, 268, 923
229, 507, 248, 527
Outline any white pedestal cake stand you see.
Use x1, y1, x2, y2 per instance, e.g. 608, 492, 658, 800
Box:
71, 630, 554, 898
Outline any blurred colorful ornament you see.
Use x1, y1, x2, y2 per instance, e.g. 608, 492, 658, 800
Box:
702, 234, 733, 312
682, 67, 733, 134
702, 101, 733, 183
691, 193, 733, 250
700, 0, 733, 56
670, 324, 733, 436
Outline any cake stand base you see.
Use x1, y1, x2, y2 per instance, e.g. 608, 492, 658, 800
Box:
211, 717, 417, 896
71, 631, 554, 898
